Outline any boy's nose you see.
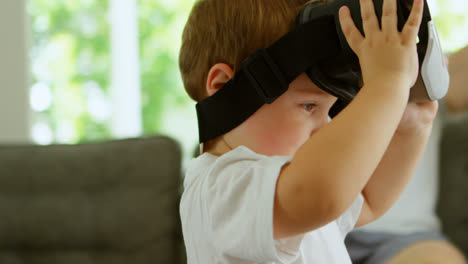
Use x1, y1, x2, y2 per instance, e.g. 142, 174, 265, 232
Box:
310, 116, 330, 136
310, 128, 319, 137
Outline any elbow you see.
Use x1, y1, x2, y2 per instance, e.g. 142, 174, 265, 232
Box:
285, 177, 352, 231
321, 186, 357, 222
275, 164, 364, 236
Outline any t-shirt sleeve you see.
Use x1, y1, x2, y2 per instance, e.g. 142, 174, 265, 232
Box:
336, 193, 364, 238
202, 154, 302, 263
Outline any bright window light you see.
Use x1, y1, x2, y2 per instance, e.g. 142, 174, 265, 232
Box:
30, 82, 52, 112
84, 81, 111, 122
32, 122, 53, 145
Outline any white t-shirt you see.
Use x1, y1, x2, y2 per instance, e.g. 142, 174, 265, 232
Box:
360, 115, 442, 234
180, 146, 364, 263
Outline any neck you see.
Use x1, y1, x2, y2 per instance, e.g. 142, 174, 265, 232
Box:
204, 136, 233, 156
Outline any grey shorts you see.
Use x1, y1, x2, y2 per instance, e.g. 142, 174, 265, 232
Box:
345, 230, 448, 264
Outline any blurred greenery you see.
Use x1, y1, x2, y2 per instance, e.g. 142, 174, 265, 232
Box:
138, 0, 195, 135
29, 0, 111, 143
432, 0, 468, 52
28, 0, 467, 148
29, 0, 195, 147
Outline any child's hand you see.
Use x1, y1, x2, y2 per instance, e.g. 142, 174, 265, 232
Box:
339, 0, 425, 90
397, 100, 438, 135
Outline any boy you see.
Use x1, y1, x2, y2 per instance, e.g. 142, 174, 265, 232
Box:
179, 0, 438, 263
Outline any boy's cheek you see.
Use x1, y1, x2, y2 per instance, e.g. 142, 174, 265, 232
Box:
238, 105, 311, 155
245, 123, 308, 156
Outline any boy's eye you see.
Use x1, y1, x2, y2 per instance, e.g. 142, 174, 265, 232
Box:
301, 103, 317, 112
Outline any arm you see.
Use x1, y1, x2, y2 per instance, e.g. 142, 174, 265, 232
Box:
275, 80, 409, 237
445, 45, 468, 114
273, 0, 425, 239
355, 109, 435, 227
356, 45, 468, 226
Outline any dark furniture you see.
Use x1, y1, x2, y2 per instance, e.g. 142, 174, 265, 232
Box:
0, 136, 185, 264
438, 115, 468, 257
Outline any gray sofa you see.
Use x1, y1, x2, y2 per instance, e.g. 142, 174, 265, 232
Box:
0, 136, 186, 264
0, 115, 466, 264
438, 115, 468, 257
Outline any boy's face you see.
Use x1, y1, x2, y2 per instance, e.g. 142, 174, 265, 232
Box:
230, 73, 337, 156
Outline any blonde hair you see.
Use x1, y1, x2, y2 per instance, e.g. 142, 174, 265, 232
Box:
179, 0, 316, 102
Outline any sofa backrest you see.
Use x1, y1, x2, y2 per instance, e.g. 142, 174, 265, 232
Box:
438, 115, 468, 257
0, 136, 185, 264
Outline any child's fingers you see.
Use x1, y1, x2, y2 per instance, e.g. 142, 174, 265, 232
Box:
360, 0, 380, 35
401, 0, 424, 45
381, 0, 398, 33
339, 6, 364, 54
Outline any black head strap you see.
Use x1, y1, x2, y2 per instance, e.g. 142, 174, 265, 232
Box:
196, 16, 341, 143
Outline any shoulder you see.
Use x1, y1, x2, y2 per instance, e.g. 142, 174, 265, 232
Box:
185, 146, 292, 188
180, 147, 294, 262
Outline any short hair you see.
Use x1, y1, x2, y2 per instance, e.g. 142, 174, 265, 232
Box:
179, 0, 317, 102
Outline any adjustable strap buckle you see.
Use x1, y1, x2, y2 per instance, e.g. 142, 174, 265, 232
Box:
242, 49, 289, 104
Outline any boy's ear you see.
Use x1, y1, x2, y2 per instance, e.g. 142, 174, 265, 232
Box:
206, 63, 234, 97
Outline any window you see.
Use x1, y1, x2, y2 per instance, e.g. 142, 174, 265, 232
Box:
28, 0, 468, 158
29, 0, 112, 144
430, 0, 468, 52
138, 0, 197, 156
29, 0, 196, 158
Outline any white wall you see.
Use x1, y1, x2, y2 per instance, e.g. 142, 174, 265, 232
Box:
0, 0, 29, 143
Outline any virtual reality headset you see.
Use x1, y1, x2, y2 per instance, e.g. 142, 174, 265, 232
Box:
196, 0, 449, 143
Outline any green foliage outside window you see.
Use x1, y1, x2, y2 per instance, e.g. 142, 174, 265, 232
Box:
29, 0, 111, 143
138, 0, 197, 148
29, 0, 195, 148
432, 0, 468, 53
